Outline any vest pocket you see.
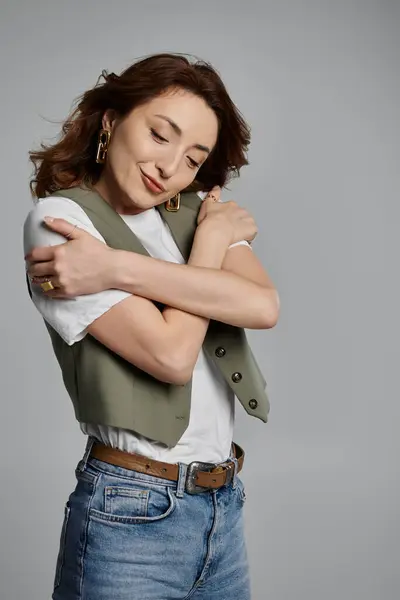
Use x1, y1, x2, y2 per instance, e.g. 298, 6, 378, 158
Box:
89, 483, 176, 524
53, 501, 71, 590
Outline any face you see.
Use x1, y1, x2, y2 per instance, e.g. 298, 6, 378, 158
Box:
96, 88, 219, 214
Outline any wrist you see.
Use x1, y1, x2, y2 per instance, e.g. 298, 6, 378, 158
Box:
189, 221, 231, 268
108, 248, 140, 291
200, 215, 234, 244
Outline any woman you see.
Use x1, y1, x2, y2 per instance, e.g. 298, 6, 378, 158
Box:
24, 53, 279, 600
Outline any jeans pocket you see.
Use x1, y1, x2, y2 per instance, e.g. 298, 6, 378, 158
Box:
89, 482, 176, 525
53, 501, 71, 590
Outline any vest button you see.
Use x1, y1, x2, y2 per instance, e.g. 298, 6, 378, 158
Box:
215, 346, 226, 358
249, 399, 258, 410
231, 372, 242, 383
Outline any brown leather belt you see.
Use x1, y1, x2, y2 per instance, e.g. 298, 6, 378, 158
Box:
89, 441, 244, 494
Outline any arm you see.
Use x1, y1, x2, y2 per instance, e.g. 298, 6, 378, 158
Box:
24, 197, 228, 385
27, 199, 279, 329
111, 222, 279, 329
221, 244, 281, 318
87, 223, 230, 385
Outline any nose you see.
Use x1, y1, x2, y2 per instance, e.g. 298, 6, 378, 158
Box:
155, 150, 182, 179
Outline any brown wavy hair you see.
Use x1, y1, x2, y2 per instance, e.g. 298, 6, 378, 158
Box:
29, 53, 251, 199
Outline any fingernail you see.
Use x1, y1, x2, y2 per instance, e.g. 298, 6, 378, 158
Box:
44, 216, 54, 223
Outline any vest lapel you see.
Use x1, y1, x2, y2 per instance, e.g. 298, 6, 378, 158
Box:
156, 197, 200, 263
54, 187, 151, 256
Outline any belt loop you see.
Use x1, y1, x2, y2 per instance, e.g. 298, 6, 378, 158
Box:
76, 435, 95, 474
176, 462, 188, 498
226, 456, 239, 489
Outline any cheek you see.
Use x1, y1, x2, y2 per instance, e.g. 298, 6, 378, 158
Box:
135, 138, 162, 162
108, 135, 146, 174
174, 171, 198, 193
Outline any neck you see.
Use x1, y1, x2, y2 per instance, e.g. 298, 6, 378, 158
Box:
93, 173, 147, 216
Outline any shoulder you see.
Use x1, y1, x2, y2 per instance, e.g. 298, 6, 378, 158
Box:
24, 195, 94, 230
23, 195, 105, 255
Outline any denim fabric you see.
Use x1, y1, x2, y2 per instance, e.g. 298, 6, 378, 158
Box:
51, 440, 251, 599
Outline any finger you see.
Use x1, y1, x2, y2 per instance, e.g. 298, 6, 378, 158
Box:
28, 261, 56, 278
29, 273, 60, 288
30, 279, 63, 296
25, 246, 57, 262
205, 186, 221, 203
30, 278, 57, 289
42, 289, 69, 299
206, 186, 221, 201
43, 217, 82, 240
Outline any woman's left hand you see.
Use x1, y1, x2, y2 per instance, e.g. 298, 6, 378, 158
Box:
25, 217, 116, 298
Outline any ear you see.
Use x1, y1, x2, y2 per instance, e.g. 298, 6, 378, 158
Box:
101, 109, 117, 132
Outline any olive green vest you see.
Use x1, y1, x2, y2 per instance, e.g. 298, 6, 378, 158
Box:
29, 186, 270, 447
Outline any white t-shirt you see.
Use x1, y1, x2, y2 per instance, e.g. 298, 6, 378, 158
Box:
23, 192, 252, 464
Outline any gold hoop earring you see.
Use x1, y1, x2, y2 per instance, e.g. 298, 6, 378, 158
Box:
96, 129, 111, 164
165, 192, 180, 212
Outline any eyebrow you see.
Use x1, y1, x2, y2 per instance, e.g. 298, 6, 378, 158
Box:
154, 114, 211, 154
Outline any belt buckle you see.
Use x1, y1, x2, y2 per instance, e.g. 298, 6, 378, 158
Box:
185, 461, 216, 494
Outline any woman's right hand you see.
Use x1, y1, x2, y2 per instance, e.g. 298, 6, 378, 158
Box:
197, 186, 258, 246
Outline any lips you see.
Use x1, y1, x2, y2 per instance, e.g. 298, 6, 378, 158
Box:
140, 170, 165, 193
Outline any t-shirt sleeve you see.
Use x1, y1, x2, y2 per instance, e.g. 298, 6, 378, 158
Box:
227, 239, 252, 250
196, 191, 253, 251
23, 196, 132, 346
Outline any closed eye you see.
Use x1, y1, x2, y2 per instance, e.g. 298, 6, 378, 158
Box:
151, 128, 200, 168
150, 128, 168, 142
188, 158, 200, 169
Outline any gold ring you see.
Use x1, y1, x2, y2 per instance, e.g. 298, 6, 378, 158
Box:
66, 224, 78, 239
41, 280, 55, 292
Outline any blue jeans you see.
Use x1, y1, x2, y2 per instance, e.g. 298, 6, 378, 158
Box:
52, 437, 251, 599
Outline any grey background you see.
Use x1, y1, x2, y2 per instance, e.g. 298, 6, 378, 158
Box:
1, 0, 398, 598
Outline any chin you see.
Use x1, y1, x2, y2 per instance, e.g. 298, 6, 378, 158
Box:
122, 189, 157, 213
122, 183, 145, 204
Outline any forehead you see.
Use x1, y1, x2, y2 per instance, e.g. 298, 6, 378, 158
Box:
140, 90, 219, 148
